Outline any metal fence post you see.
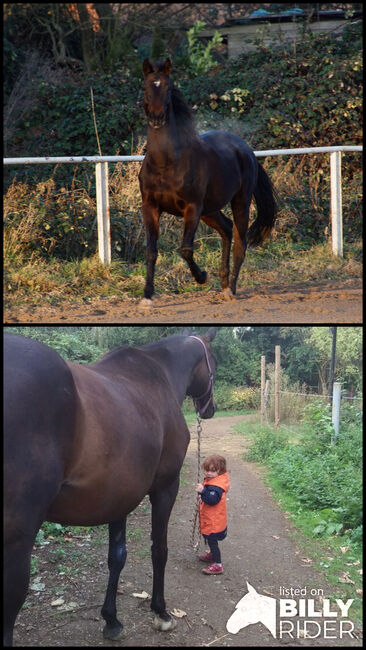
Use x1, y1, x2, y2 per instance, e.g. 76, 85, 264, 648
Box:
95, 162, 111, 265
260, 355, 266, 424
331, 382, 342, 443
330, 150, 343, 258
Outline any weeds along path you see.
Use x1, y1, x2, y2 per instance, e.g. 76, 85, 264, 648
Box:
4, 277, 362, 324
14, 415, 361, 646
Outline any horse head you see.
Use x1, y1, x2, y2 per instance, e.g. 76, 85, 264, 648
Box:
187, 328, 217, 419
142, 58, 173, 129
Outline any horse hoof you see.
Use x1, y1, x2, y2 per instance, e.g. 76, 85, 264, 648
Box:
197, 271, 207, 285
153, 614, 177, 632
222, 287, 236, 300
139, 297, 153, 311
103, 622, 125, 640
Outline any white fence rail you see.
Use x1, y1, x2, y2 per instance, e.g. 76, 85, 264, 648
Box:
4, 145, 362, 265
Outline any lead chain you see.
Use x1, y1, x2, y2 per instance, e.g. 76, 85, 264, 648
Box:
190, 416, 202, 550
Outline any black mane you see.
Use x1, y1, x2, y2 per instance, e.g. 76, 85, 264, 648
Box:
171, 85, 197, 137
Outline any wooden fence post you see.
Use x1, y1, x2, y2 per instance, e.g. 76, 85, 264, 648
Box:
275, 345, 280, 429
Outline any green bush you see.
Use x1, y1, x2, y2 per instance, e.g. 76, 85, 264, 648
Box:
267, 442, 362, 535
214, 382, 260, 411
246, 399, 362, 539
245, 427, 289, 462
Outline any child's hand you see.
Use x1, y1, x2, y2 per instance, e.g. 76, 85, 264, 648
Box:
195, 482, 204, 493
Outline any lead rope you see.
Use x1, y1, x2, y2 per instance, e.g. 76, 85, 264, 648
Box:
190, 415, 202, 551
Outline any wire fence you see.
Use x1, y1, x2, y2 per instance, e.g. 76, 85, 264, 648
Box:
261, 386, 362, 439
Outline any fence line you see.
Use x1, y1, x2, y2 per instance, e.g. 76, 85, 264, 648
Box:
269, 390, 362, 401
4, 145, 362, 264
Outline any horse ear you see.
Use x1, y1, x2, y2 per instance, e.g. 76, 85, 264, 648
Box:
205, 327, 217, 342
142, 58, 153, 77
162, 58, 172, 76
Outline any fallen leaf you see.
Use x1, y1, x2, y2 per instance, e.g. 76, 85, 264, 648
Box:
30, 581, 45, 591
301, 557, 312, 564
170, 608, 187, 618
271, 535, 280, 540
132, 591, 150, 599
51, 598, 65, 607
58, 601, 78, 612
339, 572, 355, 584
262, 589, 275, 597
340, 546, 350, 554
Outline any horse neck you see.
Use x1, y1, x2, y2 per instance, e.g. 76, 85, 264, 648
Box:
146, 107, 196, 164
145, 338, 201, 405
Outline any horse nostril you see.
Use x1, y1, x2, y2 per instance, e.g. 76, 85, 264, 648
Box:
149, 113, 166, 128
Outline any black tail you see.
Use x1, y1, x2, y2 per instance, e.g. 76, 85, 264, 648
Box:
247, 162, 277, 247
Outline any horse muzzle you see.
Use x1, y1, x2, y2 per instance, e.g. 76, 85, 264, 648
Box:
198, 399, 217, 419
148, 117, 166, 129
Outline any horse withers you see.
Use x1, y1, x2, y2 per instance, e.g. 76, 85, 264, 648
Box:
138, 58, 277, 307
3, 328, 217, 646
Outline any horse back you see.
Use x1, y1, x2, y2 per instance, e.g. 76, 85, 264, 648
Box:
200, 130, 258, 209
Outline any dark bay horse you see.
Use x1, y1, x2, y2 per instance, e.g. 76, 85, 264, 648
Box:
138, 58, 277, 307
3, 329, 217, 646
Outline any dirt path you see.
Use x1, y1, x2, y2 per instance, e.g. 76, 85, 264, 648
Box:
14, 416, 361, 647
4, 278, 362, 324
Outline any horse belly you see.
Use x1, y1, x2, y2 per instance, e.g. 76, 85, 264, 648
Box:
45, 479, 144, 526
46, 430, 160, 526
46, 393, 163, 525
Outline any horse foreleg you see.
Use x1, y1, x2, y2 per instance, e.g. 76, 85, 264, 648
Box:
101, 518, 127, 640
141, 203, 161, 302
230, 192, 250, 295
180, 204, 207, 285
149, 477, 180, 631
201, 211, 233, 290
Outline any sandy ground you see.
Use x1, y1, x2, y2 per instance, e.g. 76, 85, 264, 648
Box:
4, 278, 362, 324
13, 415, 362, 647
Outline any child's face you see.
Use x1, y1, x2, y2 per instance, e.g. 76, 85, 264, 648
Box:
204, 467, 219, 479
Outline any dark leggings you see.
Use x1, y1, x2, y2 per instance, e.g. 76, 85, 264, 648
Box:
207, 537, 221, 564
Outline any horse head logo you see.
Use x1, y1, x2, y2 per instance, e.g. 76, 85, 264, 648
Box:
226, 582, 277, 638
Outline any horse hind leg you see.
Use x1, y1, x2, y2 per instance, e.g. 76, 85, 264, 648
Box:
229, 190, 250, 296
201, 211, 233, 291
4, 534, 36, 647
180, 205, 207, 285
101, 518, 127, 640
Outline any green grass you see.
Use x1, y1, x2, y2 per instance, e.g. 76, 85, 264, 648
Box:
264, 473, 363, 626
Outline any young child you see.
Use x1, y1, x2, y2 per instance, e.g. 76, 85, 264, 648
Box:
195, 454, 230, 575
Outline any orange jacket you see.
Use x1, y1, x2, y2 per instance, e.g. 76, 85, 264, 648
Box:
199, 472, 230, 535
